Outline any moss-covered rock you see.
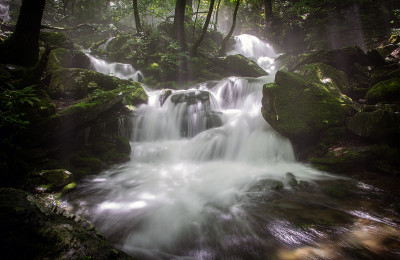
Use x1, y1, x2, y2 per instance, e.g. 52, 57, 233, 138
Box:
346, 109, 400, 141
48, 68, 90, 99
366, 78, 400, 104
298, 63, 350, 93
27, 169, 74, 193
0, 188, 134, 259
290, 46, 370, 76
261, 71, 356, 148
39, 32, 74, 50
219, 54, 268, 78
116, 136, 131, 155
70, 156, 103, 173
46, 48, 72, 73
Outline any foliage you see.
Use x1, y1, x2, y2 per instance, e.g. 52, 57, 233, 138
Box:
0, 85, 40, 131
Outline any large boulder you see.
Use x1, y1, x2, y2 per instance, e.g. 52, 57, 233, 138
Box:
290, 46, 370, 75
261, 70, 356, 148
365, 78, 400, 104
0, 188, 133, 259
346, 108, 400, 142
39, 32, 75, 50
47, 68, 147, 100
218, 54, 268, 78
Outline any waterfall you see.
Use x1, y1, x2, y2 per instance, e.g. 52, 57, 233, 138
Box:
86, 53, 143, 81
228, 34, 277, 74
67, 35, 345, 259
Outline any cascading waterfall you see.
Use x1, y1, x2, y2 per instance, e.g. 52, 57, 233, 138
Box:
228, 34, 277, 74
66, 35, 400, 259
86, 53, 143, 81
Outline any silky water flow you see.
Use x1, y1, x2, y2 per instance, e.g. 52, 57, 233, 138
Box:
66, 35, 400, 259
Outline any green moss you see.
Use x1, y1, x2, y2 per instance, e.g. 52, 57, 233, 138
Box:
40, 32, 73, 50
366, 78, 400, 104
262, 71, 355, 139
102, 148, 130, 163
70, 157, 103, 172
298, 63, 350, 93
220, 54, 268, 77
346, 109, 400, 140
116, 136, 131, 155
46, 48, 72, 72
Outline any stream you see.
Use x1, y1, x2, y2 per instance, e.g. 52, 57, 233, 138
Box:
66, 35, 400, 259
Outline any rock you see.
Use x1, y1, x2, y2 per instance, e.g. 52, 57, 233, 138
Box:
48, 68, 148, 101
46, 48, 72, 73
290, 46, 370, 76
0, 188, 133, 259
48, 68, 90, 99
159, 89, 172, 106
39, 32, 74, 50
261, 71, 356, 149
71, 51, 91, 69
346, 109, 400, 141
27, 169, 74, 193
116, 136, 131, 155
219, 54, 268, 78
35, 83, 146, 144
297, 63, 351, 94
70, 156, 103, 174
365, 78, 400, 104
170, 90, 211, 105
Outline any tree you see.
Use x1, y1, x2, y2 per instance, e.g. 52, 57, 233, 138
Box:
0, 0, 46, 67
174, 0, 187, 50
264, 0, 272, 27
219, 0, 240, 56
191, 0, 215, 56
132, 0, 142, 33
214, 0, 222, 31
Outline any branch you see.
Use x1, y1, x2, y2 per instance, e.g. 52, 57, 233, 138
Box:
40, 24, 99, 31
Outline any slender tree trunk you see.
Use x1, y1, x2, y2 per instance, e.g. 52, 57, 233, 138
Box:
264, 0, 273, 28
185, 0, 193, 22
174, 0, 188, 83
132, 0, 142, 34
174, 0, 187, 50
191, 0, 215, 56
214, 0, 222, 31
0, 0, 46, 67
192, 0, 201, 39
219, 0, 240, 56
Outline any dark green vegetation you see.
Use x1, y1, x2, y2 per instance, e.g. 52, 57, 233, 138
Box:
262, 44, 400, 175
0, 0, 400, 258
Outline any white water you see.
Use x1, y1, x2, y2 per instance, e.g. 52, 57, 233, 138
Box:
68, 35, 338, 259
228, 34, 277, 74
86, 53, 143, 81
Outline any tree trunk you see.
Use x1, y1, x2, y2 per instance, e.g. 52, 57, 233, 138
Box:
264, 0, 273, 28
214, 0, 222, 31
191, 0, 215, 56
192, 0, 201, 39
219, 0, 240, 56
132, 0, 142, 34
0, 0, 46, 67
174, 0, 187, 50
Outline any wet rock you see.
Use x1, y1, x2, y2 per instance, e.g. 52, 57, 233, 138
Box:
0, 188, 133, 259
219, 54, 268, 78
170, 90, 211, 105
261, 70, 357, 149
116, 136, 131, 155
159, 89, 172, 106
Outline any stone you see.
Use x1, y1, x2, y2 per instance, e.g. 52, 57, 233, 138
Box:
346, 109, 400, 141
219, 54, 268, 78
261, 71, 356, 148
0, 188, 133, 259
366, 78, 400, 104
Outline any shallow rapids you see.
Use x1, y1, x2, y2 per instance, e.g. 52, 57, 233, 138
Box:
66, 35, 400, 259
